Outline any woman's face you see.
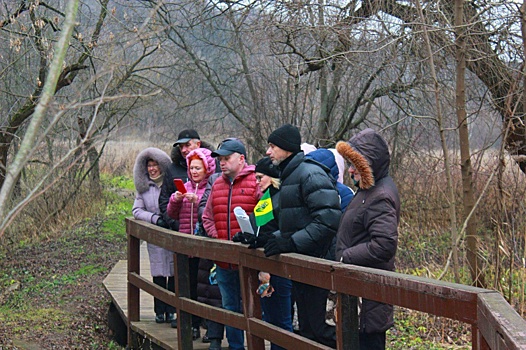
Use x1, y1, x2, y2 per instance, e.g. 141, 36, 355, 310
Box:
347, 163, 361, 183
255, 172, 272, 192
190, 159, 206, 183
147, 160, 161, 178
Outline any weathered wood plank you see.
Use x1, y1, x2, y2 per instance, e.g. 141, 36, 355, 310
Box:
477, 292, 526, 350
104, 240, 260, 349
122, 218, 526, 350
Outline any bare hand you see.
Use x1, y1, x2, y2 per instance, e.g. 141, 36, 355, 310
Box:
185, 193, 198, 204
171, 191, 184, 202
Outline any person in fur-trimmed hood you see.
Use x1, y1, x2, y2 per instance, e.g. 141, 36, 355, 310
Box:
335, 128, 400, 350
132, 147, 176, 325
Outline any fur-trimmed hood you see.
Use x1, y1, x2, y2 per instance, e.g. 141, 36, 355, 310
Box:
133, 147, 172, 194
336, 128, 390, 190
185, 148, 216, 185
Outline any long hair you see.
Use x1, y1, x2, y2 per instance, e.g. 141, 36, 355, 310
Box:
270, 177, 281, 189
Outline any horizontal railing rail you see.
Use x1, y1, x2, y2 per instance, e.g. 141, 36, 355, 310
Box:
126, 218, 526, 350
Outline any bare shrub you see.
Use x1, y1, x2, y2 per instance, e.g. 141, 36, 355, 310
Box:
394, 149, 526, 314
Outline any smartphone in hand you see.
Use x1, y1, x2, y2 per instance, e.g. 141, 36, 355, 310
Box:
173, 178, 187, 194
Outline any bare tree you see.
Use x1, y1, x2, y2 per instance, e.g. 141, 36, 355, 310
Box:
0, 0, 81, 235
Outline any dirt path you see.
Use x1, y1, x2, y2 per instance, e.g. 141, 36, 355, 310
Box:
0, 213, 127, 349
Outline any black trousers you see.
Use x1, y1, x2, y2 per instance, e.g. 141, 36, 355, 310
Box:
293, 281, 336, 348
359, 331, 386, 350
152, 276, 175, 314
189, 257, 202, 329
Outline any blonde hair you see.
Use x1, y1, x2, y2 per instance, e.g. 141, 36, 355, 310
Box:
270, 177, 281, 189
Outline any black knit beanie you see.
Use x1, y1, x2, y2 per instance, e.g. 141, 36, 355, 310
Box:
255, 157, 280, 178
267, 124, 301, 153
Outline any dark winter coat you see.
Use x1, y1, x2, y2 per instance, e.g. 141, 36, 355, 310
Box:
196, 259, 222, 308
277, 152, 341, 258
159, 141, 214, 230
132, 147, 174, 277
335, 128, 400, 334
306, 148, 355, 260
305, 148, 354, 211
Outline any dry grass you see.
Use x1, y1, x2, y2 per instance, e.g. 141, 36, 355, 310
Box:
393, 148, 526, 316
99, 141, 173, 175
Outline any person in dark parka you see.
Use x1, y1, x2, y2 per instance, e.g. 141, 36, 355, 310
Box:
335, 128, 400, 350
265, 124, 341, 348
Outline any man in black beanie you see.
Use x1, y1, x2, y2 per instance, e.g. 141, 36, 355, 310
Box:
265, 124, 341, 348
267, 123, 302, 155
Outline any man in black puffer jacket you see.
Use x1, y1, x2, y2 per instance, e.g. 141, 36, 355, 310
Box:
264, 124, 341, 348
335, 128, 400, 350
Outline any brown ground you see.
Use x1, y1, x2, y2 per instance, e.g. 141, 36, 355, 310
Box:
0, 215, 127, 349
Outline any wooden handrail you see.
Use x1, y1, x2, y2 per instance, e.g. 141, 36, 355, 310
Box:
126, 218, 526, 350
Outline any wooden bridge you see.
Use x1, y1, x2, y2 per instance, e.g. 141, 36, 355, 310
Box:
103, 218, 526, 349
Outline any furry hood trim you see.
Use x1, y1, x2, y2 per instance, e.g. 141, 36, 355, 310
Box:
336, 128, 390, 190
336, 141, 374, 190
133, 147, 172, 194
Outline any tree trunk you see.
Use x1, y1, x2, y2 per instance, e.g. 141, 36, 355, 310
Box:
415, 0, 460, 283
455, 0, 485, 288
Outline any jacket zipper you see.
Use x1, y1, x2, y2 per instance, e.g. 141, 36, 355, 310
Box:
227, 178, 234, 269
190, 182, 199, 234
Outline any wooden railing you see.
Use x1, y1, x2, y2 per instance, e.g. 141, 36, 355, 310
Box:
126, 218, 526, 349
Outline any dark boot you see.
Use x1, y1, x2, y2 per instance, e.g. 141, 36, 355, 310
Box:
165, 313, 175, 323
202, 330, 211, 343
155, 313, 165, 324
192, 327, 200, 340
208, 339, 221, 350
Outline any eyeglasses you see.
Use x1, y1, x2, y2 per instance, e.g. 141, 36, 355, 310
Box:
255, 175, 264, 182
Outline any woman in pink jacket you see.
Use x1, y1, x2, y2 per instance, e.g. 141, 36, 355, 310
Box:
167, 147, 216, 340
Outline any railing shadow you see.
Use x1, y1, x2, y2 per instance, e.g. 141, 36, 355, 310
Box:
126, 218, 526, 350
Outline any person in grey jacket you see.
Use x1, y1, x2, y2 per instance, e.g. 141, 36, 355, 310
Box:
132, 147, 176, 324
335, 128, 400, 350
265, 124, 341, 348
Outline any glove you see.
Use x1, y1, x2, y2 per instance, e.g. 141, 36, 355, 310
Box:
156, 217, 170, 229
232, 232, 256, 245
264, 236, 295, 257
248, 231, 273, 249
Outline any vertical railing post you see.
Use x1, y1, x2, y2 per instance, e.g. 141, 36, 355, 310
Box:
175, 252, 193, 350
240, 264, 265, 349
127, 230, 140, 349
472, 324, 491, 350
336, 293, 359, 350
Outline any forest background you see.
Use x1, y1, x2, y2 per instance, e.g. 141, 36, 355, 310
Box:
0, 0, 525, 348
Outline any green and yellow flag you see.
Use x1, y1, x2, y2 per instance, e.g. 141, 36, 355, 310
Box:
254, 189, 273, 227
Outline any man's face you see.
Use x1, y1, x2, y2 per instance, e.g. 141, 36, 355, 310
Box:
218, 153, 244, 178
179, 139, 201, 158
266, 143, 291, 166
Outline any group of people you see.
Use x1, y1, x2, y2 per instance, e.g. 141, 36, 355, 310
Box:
132, 125, 400, 350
